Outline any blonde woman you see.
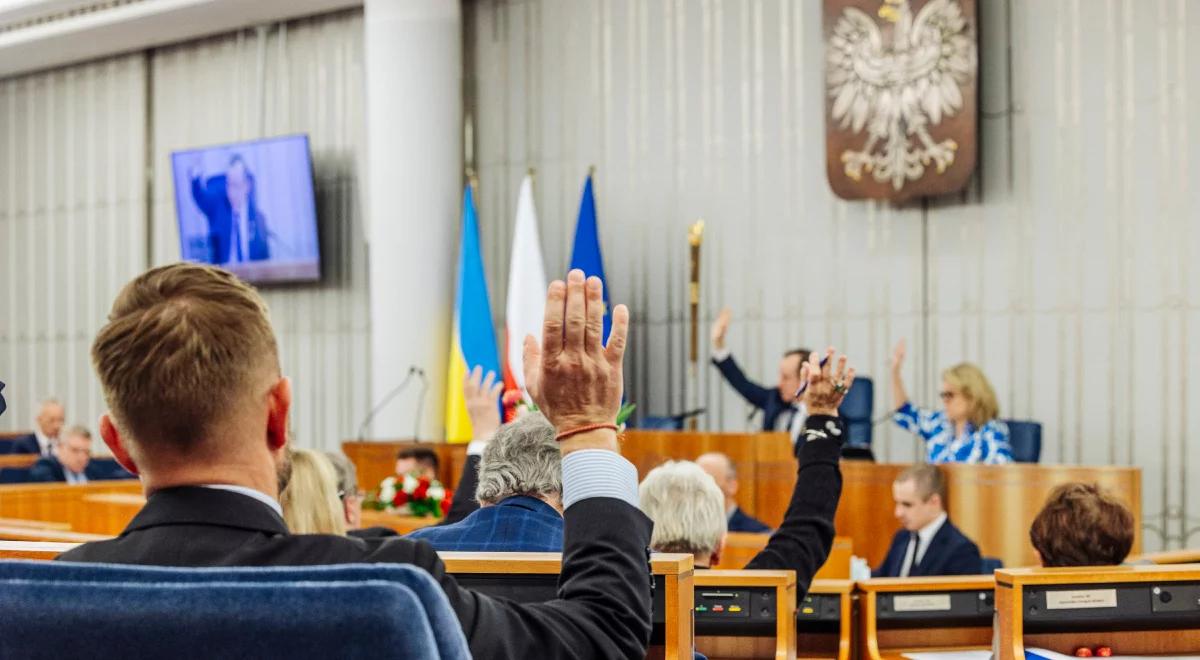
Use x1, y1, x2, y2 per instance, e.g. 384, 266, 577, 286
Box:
280, 448, 347, 535
890, 339, 1012, 464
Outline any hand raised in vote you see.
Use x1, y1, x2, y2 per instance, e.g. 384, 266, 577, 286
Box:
711, 308, 732, 351
523, 269, 629, 450
891, 338, 906, 373
801, 347, 856, 417
464, 366, 504, 442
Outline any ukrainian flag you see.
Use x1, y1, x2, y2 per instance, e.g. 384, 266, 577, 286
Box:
444, 183, 500, 443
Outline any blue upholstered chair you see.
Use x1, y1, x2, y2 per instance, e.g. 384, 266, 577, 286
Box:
0, 562, 470, 660
1003, 420, 1042, 463
0, 467, 30, 484
980, 557, 1003, 574
838, 376, 874, 449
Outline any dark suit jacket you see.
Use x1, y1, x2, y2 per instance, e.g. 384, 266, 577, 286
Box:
8, 433, 46, 456
872, 519, 983, 577
28, 455, 105, 483
727, 506, 772, 533
190, 175, 270, 263
712, 355, 793, 431
58, 486, 653, 659
406, 496, 563, 552
741, 415, 844, 602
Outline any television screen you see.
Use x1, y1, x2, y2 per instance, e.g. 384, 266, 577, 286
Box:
171, 134, 320, 284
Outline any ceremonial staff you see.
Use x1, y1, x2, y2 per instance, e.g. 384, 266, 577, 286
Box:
687, 220, 705, 430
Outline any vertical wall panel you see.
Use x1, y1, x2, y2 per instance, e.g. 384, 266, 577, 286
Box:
150, 9, 369, 452
0, 54, 148, 437
467, 0, 1200, 551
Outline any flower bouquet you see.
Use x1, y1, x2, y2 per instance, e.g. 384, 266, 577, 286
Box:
365, 473, 450, 518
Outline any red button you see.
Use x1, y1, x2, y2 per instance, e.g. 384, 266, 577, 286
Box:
712, 606, 724, 613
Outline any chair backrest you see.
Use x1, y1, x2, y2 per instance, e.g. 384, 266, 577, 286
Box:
0, 467, 30, 484
837, 376, 874, 448
88, 457, 136, 480
980, 557, 1003, 574
0, 561, 470, 659
1003, 420, 1042, 463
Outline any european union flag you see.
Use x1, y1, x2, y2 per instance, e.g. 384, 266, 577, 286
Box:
568, 173, 611, 343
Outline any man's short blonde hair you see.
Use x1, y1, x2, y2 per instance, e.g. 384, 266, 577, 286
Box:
91, 263, 279, 452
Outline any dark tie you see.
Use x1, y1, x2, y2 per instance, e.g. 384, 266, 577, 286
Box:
232, 212, 243, 262
902, 531, 922, 576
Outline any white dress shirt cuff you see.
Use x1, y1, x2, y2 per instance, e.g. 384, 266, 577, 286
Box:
561, 449, 639, 510
711, 347, 731, 362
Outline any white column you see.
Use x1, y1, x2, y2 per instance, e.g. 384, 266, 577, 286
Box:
363, 0, 461, 439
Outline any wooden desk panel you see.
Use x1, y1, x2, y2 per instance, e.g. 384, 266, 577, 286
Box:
341, 441, 468, 496
0, 540, 79, 559
801, 579, 854, 660
0, 455, 37, 468
712, 534, 852, 581
0, 525, 111, 542
441, 551, 695, 660
857, 576, 995, 660
1135, 547, 1200, 564
996, 564, 1200, 660
694, 570, 796, 660
359, 510, 440, 535
0, 481, 143, 535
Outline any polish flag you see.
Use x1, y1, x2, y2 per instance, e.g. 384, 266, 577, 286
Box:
502, 174, 547, 412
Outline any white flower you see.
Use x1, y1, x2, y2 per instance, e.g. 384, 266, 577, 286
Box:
427, 486, 446, 501
402, 473, 419, 493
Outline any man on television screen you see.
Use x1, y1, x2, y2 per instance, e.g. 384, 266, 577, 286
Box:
190, 155, 271, 264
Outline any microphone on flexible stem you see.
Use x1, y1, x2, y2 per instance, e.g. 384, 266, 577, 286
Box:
356, 366, 418, 442
411, 368, 429, 442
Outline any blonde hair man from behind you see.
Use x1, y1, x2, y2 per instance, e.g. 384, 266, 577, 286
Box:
280, 449, 346, 535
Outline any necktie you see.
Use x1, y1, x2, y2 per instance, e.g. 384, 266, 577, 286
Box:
232, 212, 243, 262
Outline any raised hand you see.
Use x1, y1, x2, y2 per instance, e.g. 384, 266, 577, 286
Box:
711, 308, 732, 350
800, 347, 856, 416
891, 338, 906, 373
523, 270, 629, 442
464, 366, 504, 442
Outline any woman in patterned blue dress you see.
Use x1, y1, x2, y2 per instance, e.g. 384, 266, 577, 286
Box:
889, 339, 1012, 465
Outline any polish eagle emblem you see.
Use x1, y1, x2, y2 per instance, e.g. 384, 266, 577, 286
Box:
825, 0, 977, 198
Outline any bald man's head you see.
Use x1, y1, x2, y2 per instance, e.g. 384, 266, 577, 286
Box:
36, 399, 65, 439
696, 452, 738, 509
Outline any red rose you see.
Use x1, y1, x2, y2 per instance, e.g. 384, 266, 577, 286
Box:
413, 483, 429, 500
392, 491, 408, 507
440, 498, 452, 515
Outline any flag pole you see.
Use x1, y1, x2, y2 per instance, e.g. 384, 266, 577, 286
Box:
687, 220, 705, 431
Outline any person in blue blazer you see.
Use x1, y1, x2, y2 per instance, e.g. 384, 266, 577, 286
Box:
873, 464, 983, 577
710, 308, 811, 437
696, 452, 772, 533
189, 156, 271, 265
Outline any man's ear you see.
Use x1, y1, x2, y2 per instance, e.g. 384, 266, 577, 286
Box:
710, 533, 728, 568
266, 377, 292, 451
99, 413, 139, 476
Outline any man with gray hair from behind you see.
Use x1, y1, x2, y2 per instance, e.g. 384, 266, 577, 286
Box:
405, 411, 565, 552
640, 348, 857, 603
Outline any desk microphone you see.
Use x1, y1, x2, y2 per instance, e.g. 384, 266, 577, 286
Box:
411, 368, 429, 442
356, 366, 419, 442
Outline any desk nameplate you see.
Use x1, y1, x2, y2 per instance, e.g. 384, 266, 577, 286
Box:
1045, 589, 1118, 610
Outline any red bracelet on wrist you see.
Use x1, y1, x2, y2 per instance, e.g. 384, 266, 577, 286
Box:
555, 423, 620, 443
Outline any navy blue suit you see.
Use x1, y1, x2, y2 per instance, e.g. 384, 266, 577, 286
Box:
190, 175, 271, 264
873, 519, 983, 577
28, 455, 106, 483
7, 433, 47, 456
712, 355, 793, 431
728, 506, 772, 533
405, 496, 563, 552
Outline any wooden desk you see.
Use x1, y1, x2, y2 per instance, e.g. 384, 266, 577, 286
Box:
440, 551, 695, 660
996, 564, 1200, 659
0, 517, 71, 530
1136, 548, 1200, 564
0, 455, 37, 468
713, 534, 852, 581
799, 579, 854, 660
359, 510, 440, 535
0, 481, 143, 535
857, 575, 995, 660
341, 441, 468, 497
0, 526, 111, 542
0, 540, 79, 560
693, 569, 796, 660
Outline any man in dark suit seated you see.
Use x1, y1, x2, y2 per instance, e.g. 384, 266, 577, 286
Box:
709, 308, 811, 441
9, 398, 66, 456
408, 412, 563, 552
29, 425, 103, 484
58, 264, 654, 660
873, 464, 983, 577
639, 350, 855, 600
695, 452, 771, 533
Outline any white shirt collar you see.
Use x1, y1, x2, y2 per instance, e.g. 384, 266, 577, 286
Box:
34, 430, 53, 455
917, 511, 948, 546
199, 484, 283, 518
